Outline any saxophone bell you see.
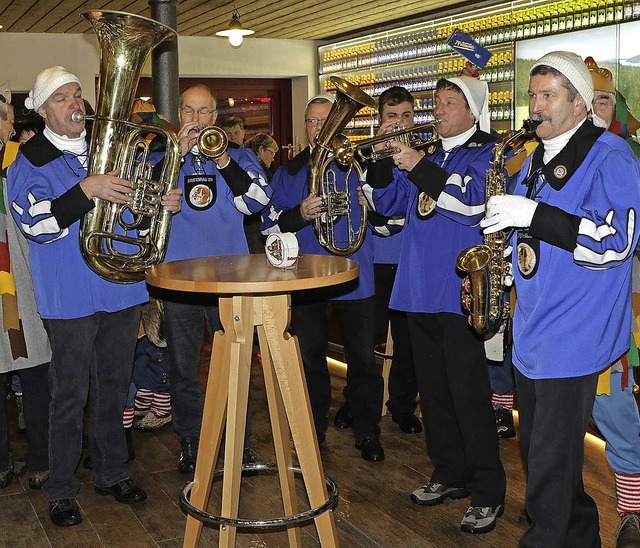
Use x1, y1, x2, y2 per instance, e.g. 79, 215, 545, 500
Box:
457, 119, 540, 335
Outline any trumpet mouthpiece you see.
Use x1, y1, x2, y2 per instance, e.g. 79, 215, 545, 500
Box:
71, 111, 85, 123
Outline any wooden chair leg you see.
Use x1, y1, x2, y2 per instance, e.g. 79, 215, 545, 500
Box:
381, 321, 393, 416
183, 297, 234, 548
219, 296, 254, 548
261, 294, 339, 547
257, 322, 302, 548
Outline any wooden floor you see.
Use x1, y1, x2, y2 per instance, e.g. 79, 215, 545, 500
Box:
1, 335, 620, 548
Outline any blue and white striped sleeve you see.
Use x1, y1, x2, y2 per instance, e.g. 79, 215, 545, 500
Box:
408, 154, 488, 226
8, 162, 70, 245
529, 150, 640, 270
222, 148, 272, 215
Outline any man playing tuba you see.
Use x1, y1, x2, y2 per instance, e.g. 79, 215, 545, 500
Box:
7, 66, 182, 528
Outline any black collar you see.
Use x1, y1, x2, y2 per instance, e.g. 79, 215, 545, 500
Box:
20, 131, 63, 167
530, 119, 604, 191
287, 146, 311, 176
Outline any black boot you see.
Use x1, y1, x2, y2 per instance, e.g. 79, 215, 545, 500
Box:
125, 427, 135, 462
179, 437, 199, 474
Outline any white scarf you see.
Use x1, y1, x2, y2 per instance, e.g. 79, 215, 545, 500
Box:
44, 126, 88, 167
541, 118, 586, 164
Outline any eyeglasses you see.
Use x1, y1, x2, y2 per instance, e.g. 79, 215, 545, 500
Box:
180, 107, 216, 116
304, 117, 327, 126
265, 149, 278, 156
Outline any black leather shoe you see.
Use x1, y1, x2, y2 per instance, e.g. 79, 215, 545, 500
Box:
355, 436, 385, 462
95, 478, 147, 504
333, 405, 353, 429
29, 470, 49, 490
392, 412, 423, 434
49, 498, 82, 527
179, 436, 199, 474
617, 512, 640, 548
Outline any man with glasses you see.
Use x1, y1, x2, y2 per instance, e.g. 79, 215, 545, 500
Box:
261, 94, 385, 462
157, 84, 271, 474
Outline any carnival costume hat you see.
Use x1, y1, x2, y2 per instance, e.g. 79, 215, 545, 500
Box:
25, 66, 81, 112
531, 51, 594, 108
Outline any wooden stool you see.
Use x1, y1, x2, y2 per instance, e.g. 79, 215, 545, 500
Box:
147, 254, 358, 548
373, 321, 393, 416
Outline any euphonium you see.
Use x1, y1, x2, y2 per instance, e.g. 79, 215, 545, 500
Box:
456, 119, 541, 335
307, 76, 377, 256
79, 10, 180, 284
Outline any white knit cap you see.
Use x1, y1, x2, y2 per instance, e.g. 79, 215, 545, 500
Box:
306, 93, 335, 108
25, 66, 81, 111
446, 76, 491, 133
531, 51, 594, 108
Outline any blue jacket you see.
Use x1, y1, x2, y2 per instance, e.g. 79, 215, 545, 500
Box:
165, 143, 271, 261
362, 129, 496, 314
510, 120, 640, 379
7, 132, 147, 319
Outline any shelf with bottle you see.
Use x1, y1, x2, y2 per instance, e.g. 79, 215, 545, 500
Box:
319, 0, 639, 77
321, 49, 514, 101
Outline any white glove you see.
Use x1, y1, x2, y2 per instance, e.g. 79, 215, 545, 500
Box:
480, 195, 538, 235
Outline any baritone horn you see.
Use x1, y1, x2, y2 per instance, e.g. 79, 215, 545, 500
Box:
333, 121, 440, 166
307, 76, 377, 256
79, 10, 180, 284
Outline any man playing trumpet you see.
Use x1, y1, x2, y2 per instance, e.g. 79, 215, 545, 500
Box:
361, 75, 506, 534
156, 84, 271, 475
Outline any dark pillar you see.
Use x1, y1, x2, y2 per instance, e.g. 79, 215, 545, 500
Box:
149, 0, 179, 127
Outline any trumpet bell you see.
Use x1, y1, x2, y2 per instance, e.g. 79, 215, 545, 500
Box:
197, 126, 228, 159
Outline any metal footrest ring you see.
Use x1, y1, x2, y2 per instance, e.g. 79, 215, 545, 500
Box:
373, 342, 392, 361
180, 463, 339, 529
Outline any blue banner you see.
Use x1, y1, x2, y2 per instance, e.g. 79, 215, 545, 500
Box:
446, 29, 493, 69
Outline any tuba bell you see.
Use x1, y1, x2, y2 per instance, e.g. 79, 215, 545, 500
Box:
79, 10, 181, 284
307, 76, 377, 256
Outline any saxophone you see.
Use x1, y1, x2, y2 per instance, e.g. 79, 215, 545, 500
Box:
456, 119, 540, 335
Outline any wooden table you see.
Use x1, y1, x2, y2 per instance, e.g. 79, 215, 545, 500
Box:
146, 254, 358, 548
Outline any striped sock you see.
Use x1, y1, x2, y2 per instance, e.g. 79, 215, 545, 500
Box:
492, 391, 514, 410
134, 389, 153, 414
616, 473, 640, 515
150, 392, 172, 418
123, 406, 135, 429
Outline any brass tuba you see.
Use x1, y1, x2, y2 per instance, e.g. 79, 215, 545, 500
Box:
79, 10, 181, 284
307, 76, 377, 256
456, 119, 540, 335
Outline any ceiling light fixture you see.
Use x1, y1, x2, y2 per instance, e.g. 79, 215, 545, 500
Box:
215, 6, 254, 47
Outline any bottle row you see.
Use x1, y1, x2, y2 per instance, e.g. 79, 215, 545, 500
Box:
322, 57, 513, 98
319, 0, 637, 74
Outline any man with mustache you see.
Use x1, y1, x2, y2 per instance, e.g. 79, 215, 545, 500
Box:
481, 51, 640, 547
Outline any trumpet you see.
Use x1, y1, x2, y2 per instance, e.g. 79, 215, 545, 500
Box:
332, 121, 440, 166
196, 126, 228, 159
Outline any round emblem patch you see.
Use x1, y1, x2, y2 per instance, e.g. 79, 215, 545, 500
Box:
554, 165, 567, 179
189, 184, 213, 208
517, 242, 537, 276
417, 192, 436, 217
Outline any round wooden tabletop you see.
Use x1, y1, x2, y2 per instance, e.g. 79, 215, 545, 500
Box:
146, 254, 359, 295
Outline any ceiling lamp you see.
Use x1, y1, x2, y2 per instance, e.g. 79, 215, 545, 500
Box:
215, 6, 254, 47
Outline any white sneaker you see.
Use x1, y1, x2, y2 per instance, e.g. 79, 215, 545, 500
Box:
411, 482, 469, 506
460, 504, 504, 533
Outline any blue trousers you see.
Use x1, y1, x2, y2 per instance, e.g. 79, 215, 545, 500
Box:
592, 367, 640, 474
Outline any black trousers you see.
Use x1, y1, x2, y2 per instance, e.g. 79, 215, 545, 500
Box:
290, 296, 383, 440
374, 263, 418, 416
408, 311, 506, 507
515, 368, 601, 548
0, 363, 50, 472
